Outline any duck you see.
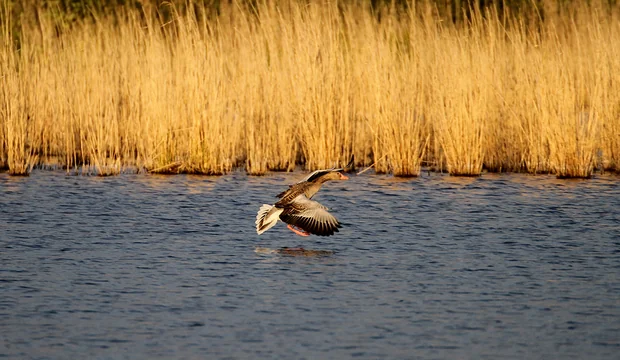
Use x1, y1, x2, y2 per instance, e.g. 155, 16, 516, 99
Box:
255, 156, 353, 237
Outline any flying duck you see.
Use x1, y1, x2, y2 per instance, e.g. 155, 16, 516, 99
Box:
255, 157, 353, 237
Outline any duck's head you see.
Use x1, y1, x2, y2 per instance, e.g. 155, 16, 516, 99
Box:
324, 155, 353, 181
323, 171, 349, 181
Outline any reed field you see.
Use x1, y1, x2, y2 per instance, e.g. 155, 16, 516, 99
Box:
0, 0, 619, 177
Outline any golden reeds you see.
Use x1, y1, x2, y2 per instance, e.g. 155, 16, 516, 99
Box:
1, 1, 38, 176
1, 0, 619, 178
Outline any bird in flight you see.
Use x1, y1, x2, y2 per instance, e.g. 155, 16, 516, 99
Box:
255, 157, 353, 237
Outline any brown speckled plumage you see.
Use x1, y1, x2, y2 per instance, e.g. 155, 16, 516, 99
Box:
255, 158, 353, 237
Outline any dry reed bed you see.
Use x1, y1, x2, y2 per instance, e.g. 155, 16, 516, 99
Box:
0, 1, 619, 178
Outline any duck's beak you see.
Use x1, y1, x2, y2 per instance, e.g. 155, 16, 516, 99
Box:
339, 172, 349, 180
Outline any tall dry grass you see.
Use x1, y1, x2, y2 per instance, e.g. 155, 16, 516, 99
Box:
1, 0, 619, 178
1, 1, 39, 175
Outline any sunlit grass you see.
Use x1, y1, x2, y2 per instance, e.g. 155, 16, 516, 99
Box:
0, 0, 619, 178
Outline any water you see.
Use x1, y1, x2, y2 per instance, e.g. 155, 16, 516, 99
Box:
1, 171, 619, 359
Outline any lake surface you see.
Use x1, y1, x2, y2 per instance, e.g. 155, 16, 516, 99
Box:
1, 171, 619, 359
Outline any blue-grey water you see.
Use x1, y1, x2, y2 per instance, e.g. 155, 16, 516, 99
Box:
1, 171, 619, 359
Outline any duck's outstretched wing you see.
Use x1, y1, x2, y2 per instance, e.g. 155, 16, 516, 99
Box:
275, 182, 307, 203
279, 195, 341, 236
275, 169, 332, 200
298, 169, 335, 184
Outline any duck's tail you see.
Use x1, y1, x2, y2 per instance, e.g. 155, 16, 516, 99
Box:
255, 204, 283, 235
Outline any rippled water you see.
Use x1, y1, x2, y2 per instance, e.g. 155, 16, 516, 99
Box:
1, 171, 619, 359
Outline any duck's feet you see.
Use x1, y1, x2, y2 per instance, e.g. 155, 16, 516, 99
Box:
287, 224, 310, 237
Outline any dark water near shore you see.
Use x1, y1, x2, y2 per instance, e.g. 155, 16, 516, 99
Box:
1, 171, 619, 359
